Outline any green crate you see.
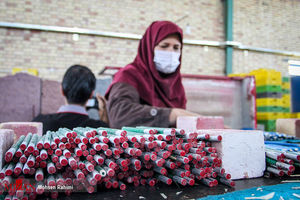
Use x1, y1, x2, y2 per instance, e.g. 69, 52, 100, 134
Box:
256, 85, 282, 93
257, 106, 283, 112
282, 89, 290, 94
257, 120, 276, 132
282, 77, 290, 82
282, 107, 291, 112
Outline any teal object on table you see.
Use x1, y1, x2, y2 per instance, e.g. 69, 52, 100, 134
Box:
198, 183, 300, 200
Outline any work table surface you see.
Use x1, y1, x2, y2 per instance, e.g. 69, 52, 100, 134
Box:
39, 175, 299, 200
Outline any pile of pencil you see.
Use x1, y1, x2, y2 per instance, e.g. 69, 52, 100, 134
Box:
0, 126, 234, 199
265, 142, 300, 178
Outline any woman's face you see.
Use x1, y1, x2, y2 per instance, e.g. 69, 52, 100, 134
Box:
154, 34, 181, 53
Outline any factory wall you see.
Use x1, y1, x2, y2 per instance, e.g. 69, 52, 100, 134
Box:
0, 0, 299, 81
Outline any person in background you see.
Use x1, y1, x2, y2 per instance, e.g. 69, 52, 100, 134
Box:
33, 64, 109, 133
105, 21, 198, 129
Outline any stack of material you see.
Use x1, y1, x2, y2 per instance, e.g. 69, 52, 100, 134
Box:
264, 141, 300, 177
252, 69, 284, 132
196, 129, 265, 180
263, 131, 296, 141
0, 126, 235, 199
176, 117, 266, 180
0, 122, 43, 141
230, 69, 299, 131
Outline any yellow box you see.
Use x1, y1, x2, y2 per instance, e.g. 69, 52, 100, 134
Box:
255, 77, 282, 86
228, 73, 250, 78
249, 69, 282, 86
285, 113, 297, 118
12, 68, 38, 76
282, 82, 290, 90
257, 112, 284, 120
282, 96, 291, 107
285, 113, 300, 119
282, 113, 292, 118
256, 98, 283, 107
282, 94, 290, 100
250, 68, 281, 76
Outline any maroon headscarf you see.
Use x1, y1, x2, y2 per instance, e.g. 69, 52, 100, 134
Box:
106, 21, 187, 108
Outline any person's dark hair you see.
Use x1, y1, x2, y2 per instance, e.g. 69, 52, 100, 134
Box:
62, 65, 96, 105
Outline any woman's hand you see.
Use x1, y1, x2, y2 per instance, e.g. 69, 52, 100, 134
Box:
169, 108, 199, 126
96, 93, 109, 124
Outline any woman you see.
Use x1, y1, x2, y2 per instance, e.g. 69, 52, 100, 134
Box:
105, 21, 198, 129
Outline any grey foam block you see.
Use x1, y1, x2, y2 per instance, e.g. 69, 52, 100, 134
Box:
41, 80, 65, 114
0, 73, 41, 122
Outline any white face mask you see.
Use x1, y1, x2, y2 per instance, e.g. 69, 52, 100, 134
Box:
153, 50, 181, 74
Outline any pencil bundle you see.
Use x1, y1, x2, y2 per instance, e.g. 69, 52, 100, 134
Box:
0, 126, 234, 199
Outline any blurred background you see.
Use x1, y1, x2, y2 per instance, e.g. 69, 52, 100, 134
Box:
0, 0, 299, 132
0, 0, 299, 80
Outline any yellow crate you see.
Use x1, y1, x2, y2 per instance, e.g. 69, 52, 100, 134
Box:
282, 113, 293, 118
282, 95, 290, 103
284, 113, 297, 118
256, 98, 283, 107
12, 68, 39, 76
228, 73, 248, 77
250, 68, 281, 77
282, 98, 291, 107
255, 77, 282, 86
293, 113, 299, 118
249, 69, 282, 86
282, 82, 290, 90
283, 94, 290, 100
284, 113, 300, 119
282, 103, 291, 108
257, 112, 284, 120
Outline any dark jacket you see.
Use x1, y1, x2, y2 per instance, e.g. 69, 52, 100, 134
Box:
33, 112, 108, 134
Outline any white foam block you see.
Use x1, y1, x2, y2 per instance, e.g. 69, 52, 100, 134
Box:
0, 129, 15, 169
197, 129, 265, 180
0, 122, 43, 142
177, 116, 224, 132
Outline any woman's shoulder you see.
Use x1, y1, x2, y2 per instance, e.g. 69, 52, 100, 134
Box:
119, 63, 148, 76
111, 81, 137, 92
113, 64, 146, 86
